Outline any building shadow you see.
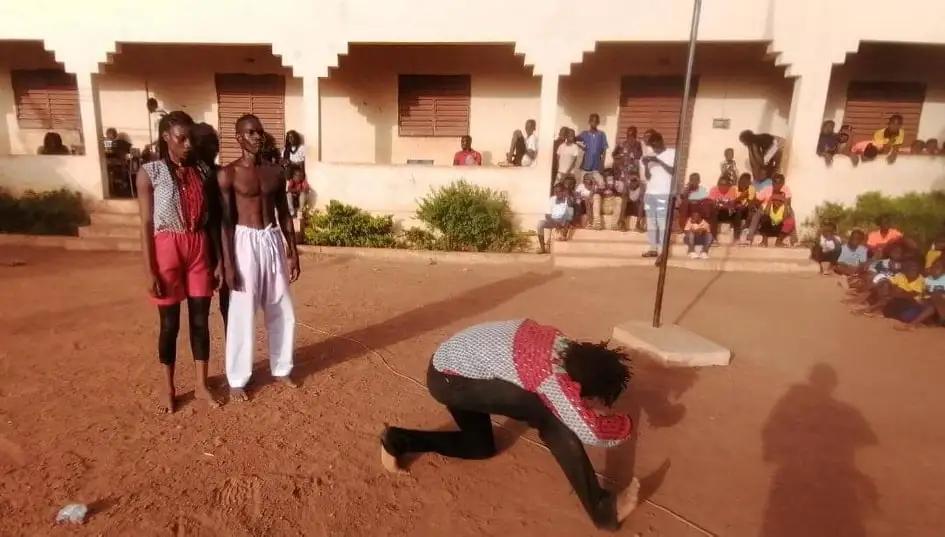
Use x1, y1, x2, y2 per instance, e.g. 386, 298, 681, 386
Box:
253, 270, 562, 387
603, 356, 699, 495
760, 364, 878, 537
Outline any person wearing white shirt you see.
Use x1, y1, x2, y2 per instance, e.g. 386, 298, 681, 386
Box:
537, 182, 574, 254
556, 128, 581, 182
282, 130, 306, 168
521, 119, 538, 166
640, 132, 676, 258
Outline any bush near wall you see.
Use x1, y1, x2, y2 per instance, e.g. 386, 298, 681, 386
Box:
415, 180, 531, 252
302, 200, 398, 248
807, 191, 945, 247
0, 188, 89, 236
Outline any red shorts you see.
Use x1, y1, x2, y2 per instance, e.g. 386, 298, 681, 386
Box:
151, 231, 213, 306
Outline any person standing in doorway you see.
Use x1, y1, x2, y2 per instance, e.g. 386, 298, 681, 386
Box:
640, 132, 676, 259
219, 114, 301, 401
135, 111, 221, 413
576, 113, 609, 187
520, 119, 538, 166
146, 98, 167, 160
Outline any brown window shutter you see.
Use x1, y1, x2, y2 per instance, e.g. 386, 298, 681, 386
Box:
398, 75, 470, 137
617, 76, 698, 173
843, 81, 925, 145
12, 69, 80, 130
216, 73, 286, 164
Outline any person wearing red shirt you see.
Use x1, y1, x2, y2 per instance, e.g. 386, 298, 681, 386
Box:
453, 135, 482, 166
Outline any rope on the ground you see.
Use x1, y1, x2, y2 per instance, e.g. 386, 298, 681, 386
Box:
295, 321, 718, 537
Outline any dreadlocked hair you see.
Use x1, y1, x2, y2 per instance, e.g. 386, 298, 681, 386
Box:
560, 340, 631, 407
157, 110, 195, 161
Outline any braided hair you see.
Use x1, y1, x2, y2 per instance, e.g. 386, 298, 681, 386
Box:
157, 110, 195, 161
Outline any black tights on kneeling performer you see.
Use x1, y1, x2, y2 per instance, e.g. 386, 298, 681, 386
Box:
383, 362, 619, 530
157, 297, 211, 365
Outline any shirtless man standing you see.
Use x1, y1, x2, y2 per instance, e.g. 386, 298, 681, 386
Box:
219, 114, 301, 401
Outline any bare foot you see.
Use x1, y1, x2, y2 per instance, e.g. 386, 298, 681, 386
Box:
230, 387, 249, 402
275, 376, 299, 389
195, 386, 221, 408
894, 322, 916, 332
159, 391, 176, 414
616, 477, 641, 522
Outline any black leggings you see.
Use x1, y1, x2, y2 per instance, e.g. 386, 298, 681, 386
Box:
383, 362, 618, 530
157, 297, 211, 365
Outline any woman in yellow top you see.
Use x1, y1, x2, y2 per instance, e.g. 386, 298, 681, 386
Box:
872, 114, 905, 163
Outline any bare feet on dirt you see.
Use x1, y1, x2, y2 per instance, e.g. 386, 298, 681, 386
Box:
160, 390, 176, 414
230, 388, 249, 402
195, 385, 221, 408
276, 376, 299, 389
616, 477, 641, 523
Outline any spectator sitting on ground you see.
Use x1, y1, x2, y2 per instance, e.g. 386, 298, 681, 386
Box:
744, 173, 793, 246
453, 135, 482, 166
896, 258, 945, 330
684, 209, 712, 260
576, 113, 609, 186
871, 258, 925, 320
555, 128, 581, 183
811, 221, 843, 275
677, 172, 709, 229
574, 174, 596, 228
817, 120, 840, 164
909, 139, 926, 155
872, 114, 906, 164
867, 215, 904, 258
926, 138, 941, 156
537, 182, 574, 254
835, 229, 869, 277
282, 130, 305, 169
755, 193, 794, 248
739, 129, 784, 179
927, 233, 945, 269
720, 147, 739, 183
286, 164, 310, 217
708, 176, 744, 244
39, 132, 71, 155
847, 242, 907, 300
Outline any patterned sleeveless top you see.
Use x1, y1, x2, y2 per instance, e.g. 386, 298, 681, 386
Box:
143, 160, 209, 234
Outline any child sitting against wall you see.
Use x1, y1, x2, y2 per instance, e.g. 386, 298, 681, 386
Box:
684, 210, 712, 260
575, 174, 597, 228
835, 229, 869, 278
286, 164, 310, 217
869, 258, 925, 319
811, 221, 843, 275
754, 193, 794, 247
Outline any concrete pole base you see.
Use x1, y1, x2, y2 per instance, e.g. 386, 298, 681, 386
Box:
611, 320, 732, 367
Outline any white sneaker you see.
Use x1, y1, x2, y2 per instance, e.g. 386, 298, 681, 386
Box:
694, 245, 704, 255
688, 252, 698, 259
699, 252, 709, 259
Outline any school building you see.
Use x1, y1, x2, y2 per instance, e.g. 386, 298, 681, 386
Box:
1, 0, 944, 225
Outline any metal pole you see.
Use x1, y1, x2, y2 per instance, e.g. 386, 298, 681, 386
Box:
652, 0, 702, 328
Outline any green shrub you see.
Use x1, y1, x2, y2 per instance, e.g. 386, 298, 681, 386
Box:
399, 226, 440, 250
302, 200, 397, 248
0, 188, 89, 236
416, 180, 530, 252
807, 191, 945, 247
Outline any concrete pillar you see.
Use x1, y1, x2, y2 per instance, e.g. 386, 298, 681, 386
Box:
782, 61, 834, 224
536, 72, 561, 183
75, 70, 106, 200
302, 74, 320, 162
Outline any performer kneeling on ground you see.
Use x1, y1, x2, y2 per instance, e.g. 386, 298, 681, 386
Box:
379, 319, 640, 530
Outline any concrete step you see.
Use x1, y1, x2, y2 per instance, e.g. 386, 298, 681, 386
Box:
553, 253, 813, 273
78, 224, 139, 239
92, 199, 140, 215
91, 212, 140, 227
65, 236, 142, 252
553, 238, 810, 261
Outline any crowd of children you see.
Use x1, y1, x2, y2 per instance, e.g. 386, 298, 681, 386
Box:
538, 122, 802, 258
812, 215, 945, 330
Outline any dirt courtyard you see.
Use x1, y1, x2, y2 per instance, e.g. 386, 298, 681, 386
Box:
1, 246, 943, 536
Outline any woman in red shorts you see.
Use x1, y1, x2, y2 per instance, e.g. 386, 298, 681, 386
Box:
135, 111, 221, 412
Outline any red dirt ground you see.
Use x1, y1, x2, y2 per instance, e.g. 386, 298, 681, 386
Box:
0, 246, 943, 536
